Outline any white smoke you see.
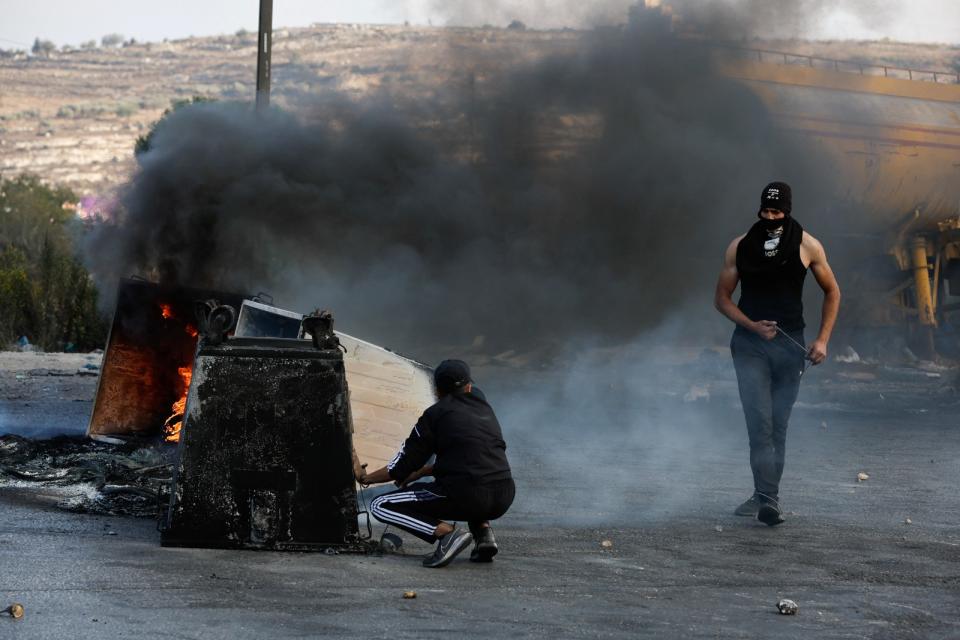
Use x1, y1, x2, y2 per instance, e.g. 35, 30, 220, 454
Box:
493, 303, 749, 525
391, 0, 960, 44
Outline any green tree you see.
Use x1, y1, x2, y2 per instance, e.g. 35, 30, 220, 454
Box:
101, 33, 124, 47
0, 175, 107, 351
0, 247, 35, 341
31, 37, 56, 57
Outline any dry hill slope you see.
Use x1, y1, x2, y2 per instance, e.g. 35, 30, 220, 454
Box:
1, 24, 957, 198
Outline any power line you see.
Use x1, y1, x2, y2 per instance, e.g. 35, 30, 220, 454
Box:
0, 36, 32, 48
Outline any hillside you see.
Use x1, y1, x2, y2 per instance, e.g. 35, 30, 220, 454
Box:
1, 23, 957, 200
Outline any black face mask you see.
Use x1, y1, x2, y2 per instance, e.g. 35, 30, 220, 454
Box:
758, 215, 787, 232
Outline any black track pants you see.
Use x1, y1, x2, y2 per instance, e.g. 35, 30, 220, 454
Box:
370, 479, 515, 543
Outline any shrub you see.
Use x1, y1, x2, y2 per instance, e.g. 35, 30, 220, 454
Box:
115, 103, 137, 117
0, 175, 107, 351
101, 33, 124, 47
55, 104, 109, 119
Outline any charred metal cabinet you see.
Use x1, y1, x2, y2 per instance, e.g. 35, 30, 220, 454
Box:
161, 337, 360, 550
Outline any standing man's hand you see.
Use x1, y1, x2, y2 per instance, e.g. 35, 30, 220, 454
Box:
807, 339, 828, 365
752, 320, 778, 341
803, 232, 840, 368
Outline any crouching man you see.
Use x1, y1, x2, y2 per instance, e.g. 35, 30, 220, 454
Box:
358, 359, 515, 568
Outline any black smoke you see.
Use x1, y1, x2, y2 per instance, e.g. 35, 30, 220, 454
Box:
86, 6, 841, 362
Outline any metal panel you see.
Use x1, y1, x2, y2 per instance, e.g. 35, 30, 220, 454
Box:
337, 333, 436, 471
235, 299, 303, 339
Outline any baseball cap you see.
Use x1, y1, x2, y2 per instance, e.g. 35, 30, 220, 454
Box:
434, 359, 472, 394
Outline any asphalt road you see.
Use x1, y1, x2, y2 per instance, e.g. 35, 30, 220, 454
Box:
1, 353, 959, 638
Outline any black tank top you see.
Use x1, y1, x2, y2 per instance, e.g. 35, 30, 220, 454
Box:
735, 219, 808, 332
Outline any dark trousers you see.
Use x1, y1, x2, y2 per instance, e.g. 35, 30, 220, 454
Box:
731, 329, 805, 500
370, 478, 515, 543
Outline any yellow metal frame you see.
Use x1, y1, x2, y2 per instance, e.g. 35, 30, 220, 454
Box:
718, 52, 960, 346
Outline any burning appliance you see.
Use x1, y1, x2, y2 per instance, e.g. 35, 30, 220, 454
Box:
89, 279, 435, 550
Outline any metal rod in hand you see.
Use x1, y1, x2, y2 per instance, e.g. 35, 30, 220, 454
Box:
775, 326, 809, 356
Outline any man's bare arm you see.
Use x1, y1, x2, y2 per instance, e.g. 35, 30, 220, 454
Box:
714, 235, 777, 340
804, 233, 841, 365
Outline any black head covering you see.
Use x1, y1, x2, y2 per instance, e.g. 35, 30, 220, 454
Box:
759, 181, 792, 215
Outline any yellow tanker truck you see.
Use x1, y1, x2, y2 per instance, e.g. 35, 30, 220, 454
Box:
718, 48, 960, 357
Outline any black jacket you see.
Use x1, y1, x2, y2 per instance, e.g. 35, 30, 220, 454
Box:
387, 388, 512, 489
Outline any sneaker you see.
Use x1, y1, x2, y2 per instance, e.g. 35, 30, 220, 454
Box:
469, 527, 499, 563
757, 499, 786, 527
422, 528, 473, 568
734, 494, 762, 517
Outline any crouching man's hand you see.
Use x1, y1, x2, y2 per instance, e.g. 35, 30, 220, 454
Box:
353, 460, 368, 483
358, 465, 392, 486
399, 464, 434, 488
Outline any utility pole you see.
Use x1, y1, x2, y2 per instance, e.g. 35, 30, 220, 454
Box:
256, 0, 273, 112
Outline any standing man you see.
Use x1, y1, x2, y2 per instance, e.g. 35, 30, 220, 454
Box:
714, 182, 840, 526
358, 359, 515, 568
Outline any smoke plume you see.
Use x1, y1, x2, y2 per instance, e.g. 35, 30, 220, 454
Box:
86, 5, 842, 361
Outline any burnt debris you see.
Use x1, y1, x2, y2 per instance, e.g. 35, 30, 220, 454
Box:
0, 434, 174, 517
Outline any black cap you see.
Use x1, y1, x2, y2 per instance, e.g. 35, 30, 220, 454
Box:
759, 181, 792, 215
434, 359, 471, 394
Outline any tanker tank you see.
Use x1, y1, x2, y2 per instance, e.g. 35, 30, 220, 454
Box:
718, 49, 960, 357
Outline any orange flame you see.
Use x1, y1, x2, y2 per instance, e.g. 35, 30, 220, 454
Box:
159, 301, 198, 443
164, 365, 193, 442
